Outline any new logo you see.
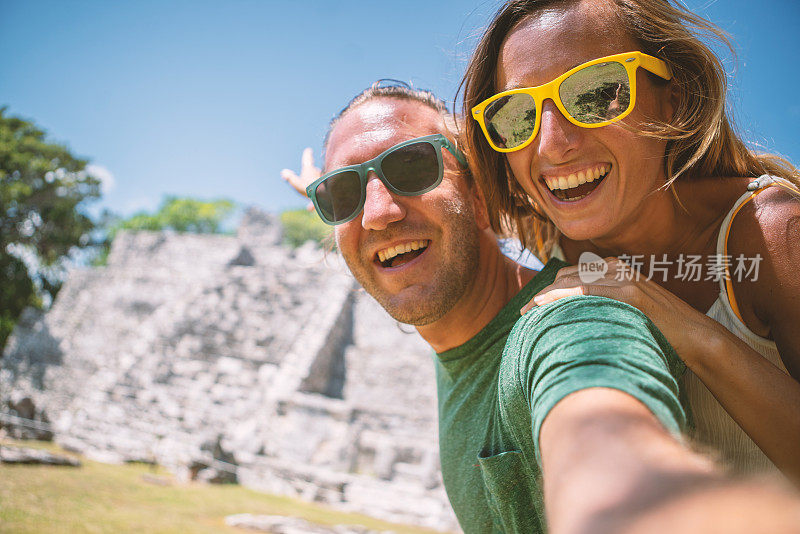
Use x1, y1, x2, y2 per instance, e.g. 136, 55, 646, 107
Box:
578, 252, 608, 283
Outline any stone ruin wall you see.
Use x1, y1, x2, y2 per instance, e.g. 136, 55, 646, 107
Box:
0, 208, 457, 531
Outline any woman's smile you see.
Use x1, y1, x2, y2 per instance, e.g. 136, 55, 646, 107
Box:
541, 163, 611, 201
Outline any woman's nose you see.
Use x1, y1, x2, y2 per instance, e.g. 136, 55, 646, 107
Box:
536, 99, 582, 163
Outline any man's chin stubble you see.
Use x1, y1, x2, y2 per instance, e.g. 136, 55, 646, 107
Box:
380, 298, 451, 327
370, 267, 474, 327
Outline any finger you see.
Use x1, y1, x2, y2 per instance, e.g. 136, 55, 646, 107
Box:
301, 147, 315, 171
306, 201, 314, 212
554, 265, 579, 281
536, 272, 585, 294
520, 297, 538, 315
300, 148, 321, 184
526, 286, 588, 310
520, 280, 580, 313
522, 269, 638, 314
542, 283, 649, 311
281, 168, 298, 182
552, 270, 638, 292
281, 169, 309, 197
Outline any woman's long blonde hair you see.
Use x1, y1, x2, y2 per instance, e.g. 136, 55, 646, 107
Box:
460, 0, 799, 259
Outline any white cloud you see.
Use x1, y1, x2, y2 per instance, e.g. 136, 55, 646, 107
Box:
85, 163, 115, 194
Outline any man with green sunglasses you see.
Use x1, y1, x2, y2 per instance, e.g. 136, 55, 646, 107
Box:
285, 82, 800, 533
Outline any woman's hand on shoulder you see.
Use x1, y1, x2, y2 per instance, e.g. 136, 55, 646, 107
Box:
521, 258, 726, 365
280, 147, 321, 211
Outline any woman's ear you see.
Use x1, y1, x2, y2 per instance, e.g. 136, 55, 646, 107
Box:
664, 79, 681, 123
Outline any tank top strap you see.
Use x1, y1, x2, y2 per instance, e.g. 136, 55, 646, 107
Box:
549, 242, 566, 262
715, 175, 800, 323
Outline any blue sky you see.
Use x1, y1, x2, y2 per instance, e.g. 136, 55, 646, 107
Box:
2, 0, 799, 219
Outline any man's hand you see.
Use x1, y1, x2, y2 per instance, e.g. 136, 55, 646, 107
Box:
281, 147, 321, 211
540, 388, 800, 534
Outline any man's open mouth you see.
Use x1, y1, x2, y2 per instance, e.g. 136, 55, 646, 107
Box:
542, 164, 611, 202
376, 240, 430, 268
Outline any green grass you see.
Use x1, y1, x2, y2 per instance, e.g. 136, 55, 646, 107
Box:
0, 440, 445, 534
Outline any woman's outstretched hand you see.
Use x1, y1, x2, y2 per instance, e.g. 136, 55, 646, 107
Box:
280, 147, 321, 211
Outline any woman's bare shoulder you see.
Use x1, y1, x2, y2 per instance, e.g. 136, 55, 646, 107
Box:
726, 178, 800, 348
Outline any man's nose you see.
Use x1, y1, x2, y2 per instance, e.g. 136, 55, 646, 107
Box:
536, 99, 581, 163
361, 172, 406, 231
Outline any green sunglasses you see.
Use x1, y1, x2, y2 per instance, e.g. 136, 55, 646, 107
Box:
307, 134, 467, 226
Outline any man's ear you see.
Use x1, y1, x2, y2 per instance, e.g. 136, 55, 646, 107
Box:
471, 180, 492, 231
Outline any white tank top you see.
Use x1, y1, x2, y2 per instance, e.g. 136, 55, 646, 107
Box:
686, 175, 795, 474
550, 175, 797, 473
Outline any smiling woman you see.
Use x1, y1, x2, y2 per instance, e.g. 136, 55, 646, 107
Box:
462, 0, 800, 484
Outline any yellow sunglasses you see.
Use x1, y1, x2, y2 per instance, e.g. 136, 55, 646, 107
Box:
471, 51, 672, 153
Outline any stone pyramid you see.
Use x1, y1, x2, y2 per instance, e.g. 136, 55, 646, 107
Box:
0, 208, 457, 530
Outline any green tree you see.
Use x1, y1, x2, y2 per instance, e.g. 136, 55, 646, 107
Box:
279, 209, 331, 248
0, 106, 101, 350
108, 196, 237, 238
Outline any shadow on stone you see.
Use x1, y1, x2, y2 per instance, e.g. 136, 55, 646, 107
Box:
1, 308, 64, 391
1, 397, 54, 441
299, 292, 353, 400
0, 444, 80, 466
189, 434, 238, 484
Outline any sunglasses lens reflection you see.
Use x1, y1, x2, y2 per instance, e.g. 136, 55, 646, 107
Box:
484, 93, 537, 150
381, 141, 439, 193
560, 61, 631, 124
315, 170, 362, 223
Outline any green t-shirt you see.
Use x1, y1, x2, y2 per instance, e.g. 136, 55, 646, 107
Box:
435, 259, 687, 533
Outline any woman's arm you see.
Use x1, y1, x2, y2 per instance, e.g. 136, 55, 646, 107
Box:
684, 316, 800, 487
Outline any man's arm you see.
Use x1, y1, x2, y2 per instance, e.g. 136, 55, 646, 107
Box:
540, 387, 800, 534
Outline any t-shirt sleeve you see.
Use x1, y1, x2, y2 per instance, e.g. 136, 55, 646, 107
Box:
505, 295, 686, 467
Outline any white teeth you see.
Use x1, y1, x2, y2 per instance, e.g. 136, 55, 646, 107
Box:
377, 240, 429, 264
544, 165, 611, 191
567, 174, 579, 188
